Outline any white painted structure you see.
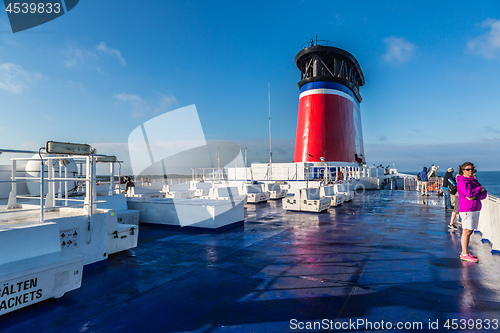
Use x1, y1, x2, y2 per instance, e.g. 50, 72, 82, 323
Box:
334, 183, 354, 202
0, 165, 29, 200
282, 188, 331, 213
320, 185, 344, 207
201, 186, 247, 203
126, 187, 142, 197
127, 197, 245, 229
0, 147, 140, 316
263, 183, 287, 199
0, 222, 83, 315
201, 162, 399, 194
96, 195, 140, 255
24, 155, 79, 197
3, 152, 139, 264
162, 184, 194, 199
239, 184, 269, 203
190, 181, 212, 197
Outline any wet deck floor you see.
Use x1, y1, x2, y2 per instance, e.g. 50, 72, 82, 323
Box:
1, 190, 500, 332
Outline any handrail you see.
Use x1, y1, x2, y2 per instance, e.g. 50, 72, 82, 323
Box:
0, 149, 39, 154
2, 147, 121, 241
300, 38, 330, 49
3, 153, 97, 222
6, 155, 90, 219
477, 193, 500, 251
487, 194, 500, 201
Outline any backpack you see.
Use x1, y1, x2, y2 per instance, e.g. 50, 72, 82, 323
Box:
448, 179, 457, 195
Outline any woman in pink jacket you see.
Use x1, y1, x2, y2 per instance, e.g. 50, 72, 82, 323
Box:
456, 162, 487, 262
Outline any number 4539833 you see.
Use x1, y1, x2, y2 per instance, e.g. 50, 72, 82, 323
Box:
444, 318, 498, 330
5, 2, 61, 14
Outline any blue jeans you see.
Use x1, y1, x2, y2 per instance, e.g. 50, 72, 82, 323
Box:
442, 187, 452, 209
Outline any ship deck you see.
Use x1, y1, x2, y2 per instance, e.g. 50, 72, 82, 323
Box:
1, 190, 500, 332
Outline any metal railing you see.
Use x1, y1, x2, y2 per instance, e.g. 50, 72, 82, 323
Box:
301, 38, 330, 49
2, 151, 121, 223
192, 168, 228, 182
403, 176, 443, 192
193, 165, 374, 183
478, 194, 500, 251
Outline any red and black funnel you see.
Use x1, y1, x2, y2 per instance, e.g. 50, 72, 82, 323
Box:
293, 42, 365, 164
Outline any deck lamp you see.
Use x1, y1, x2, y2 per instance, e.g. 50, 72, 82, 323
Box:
96, 156, 118, 163
45, 141, 92, 155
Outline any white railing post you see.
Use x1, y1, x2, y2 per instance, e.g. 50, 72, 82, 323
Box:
10, 159, 16, 202
58, 161, 63, 202
64, 165, 68, 206
40, 156, 45, 223
7, 159, 20, 209
109, 162, 115, 196
84, 156, 91, 216
92, 157, 97, 213
45, 159, 55, 208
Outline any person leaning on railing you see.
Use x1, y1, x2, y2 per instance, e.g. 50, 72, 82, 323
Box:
456, 162, 487, 263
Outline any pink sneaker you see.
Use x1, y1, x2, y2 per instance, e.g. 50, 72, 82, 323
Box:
460, 252, 478, 259
460, 253, 478, 262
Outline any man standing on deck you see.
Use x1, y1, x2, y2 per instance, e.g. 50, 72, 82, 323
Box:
442, 168, 455, 209
420, 167, 429, 196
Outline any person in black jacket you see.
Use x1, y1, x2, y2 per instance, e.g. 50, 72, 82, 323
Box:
124, 176, 135, 194
442, 168, 454, 209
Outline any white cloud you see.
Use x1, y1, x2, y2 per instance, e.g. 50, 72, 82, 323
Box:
96, 42, 126, 66
467, 19, 500, 60
63, 46, 96, 68
114, 92, 143, 104
0, 63, 41, 94
114, 93, 147, 118
383, 37, 416, 64
63, 42, 126, 69
114, 92, 179, 119
154, 94, 179, 114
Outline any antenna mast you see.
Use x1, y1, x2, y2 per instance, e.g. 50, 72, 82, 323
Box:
268, 82, 272, 180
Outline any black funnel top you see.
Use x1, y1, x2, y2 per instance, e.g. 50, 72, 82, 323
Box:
295, 43, 364, 102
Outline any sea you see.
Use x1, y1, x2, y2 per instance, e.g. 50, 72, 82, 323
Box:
405, 170, 500, 197
473, 171, 500, 197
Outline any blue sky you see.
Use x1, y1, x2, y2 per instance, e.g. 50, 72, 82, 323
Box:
1, 1, 500, 172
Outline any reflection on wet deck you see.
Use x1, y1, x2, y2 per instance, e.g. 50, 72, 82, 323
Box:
1, 190, 499, 332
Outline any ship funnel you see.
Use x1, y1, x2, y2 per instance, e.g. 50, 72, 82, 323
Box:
293, 40, 365, 163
